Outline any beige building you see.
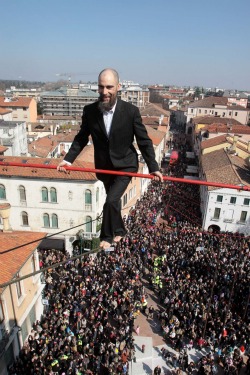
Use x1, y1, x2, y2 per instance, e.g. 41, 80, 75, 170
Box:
0, 205, 44, 375
0, 97, 37, 123
187, 96, 250, 126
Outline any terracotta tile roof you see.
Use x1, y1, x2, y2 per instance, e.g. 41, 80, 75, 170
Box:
189, 96, 249, 110
189, 96, 228, 108
37, 115, 81, 121
197, 124, 250, 136
140, 103, 170, 117
142, 116, 168, 126
0, 230, 44, 292
28, 133, 78, 158
0, 155, 97, 181
0, 108, 12, 115
0, 96, 33, 108
193, 116, 242, 126
201, 149, 242, 190
145, 126, 165, 146
200, 134, 230, 150
0, 145, 8, 153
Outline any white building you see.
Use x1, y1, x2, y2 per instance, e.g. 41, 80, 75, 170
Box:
200, 148, 250, 235
0, 121, 28, 156
0, 156, 105, 253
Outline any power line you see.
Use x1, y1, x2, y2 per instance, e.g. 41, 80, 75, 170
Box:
0, 214, 102, 255
0, 246, 101, 289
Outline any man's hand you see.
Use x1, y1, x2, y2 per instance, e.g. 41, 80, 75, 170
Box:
57, 160, 70, 173
151, 171, 163, 182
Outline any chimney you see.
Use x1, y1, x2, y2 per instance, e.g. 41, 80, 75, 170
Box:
27, 123, 32, 132
0, 203, 12, 232
50, 125, 53, 135
230, 134, 238, 151
248, 141, 250, 153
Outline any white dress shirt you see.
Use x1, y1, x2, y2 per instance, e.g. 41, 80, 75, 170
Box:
103, 102, 117, 136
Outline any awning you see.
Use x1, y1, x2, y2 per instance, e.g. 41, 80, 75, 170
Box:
38, 238, 65, 251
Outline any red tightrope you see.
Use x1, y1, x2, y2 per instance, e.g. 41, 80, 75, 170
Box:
0, 161, 250, 191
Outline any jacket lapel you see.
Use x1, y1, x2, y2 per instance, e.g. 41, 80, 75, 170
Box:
109, 100, 123, 136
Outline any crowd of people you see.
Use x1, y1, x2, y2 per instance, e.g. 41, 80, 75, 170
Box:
9, 136, 250, 375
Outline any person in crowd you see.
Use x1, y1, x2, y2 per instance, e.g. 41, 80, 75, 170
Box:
11, 136, 249, 374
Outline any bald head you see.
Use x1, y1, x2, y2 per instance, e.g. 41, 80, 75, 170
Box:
98, 68, 121, 112
98, 68, 119, 85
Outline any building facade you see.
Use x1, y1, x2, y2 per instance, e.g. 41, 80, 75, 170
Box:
0, 97, 37, 123
0, 121, 28, 156
40, 87, 99, 116
0, 225, 44, 375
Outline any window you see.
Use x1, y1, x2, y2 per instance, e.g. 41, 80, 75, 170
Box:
235, 112, 238, 116
85, 190, 92, 204
21, 211, 29, 226
42, 187, 48, 202
50, 187, 57, 203
51, 214, 58, 228
216, 195, 223, 203
213, 207, 221, 220
204, 110, 207, 114
0, 184, 6, 200
19, 185, 26, 202
0, 299, 4, 323
229, 111, 232, 116
230, 197, 237, 204
123, 194, 127, 207
190, 109, 193, 113
244, 198, 250, 206
43, 213, 50, 228
16, 273, 22, 299
240, 211, 247, 223
85, 216, 92, 232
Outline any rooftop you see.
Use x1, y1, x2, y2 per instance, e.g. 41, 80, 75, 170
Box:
201, 148, 250, 190
0, 96, 33, 108
0, 230, 44, 292
0, 155, 97, 181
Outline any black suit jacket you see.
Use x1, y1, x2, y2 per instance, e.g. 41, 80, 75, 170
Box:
64, 99, 159, 179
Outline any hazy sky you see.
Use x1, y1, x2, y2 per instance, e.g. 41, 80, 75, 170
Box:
1, 0, 250, 90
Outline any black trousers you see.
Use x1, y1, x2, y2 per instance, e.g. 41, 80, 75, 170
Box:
100, 174, 131, 243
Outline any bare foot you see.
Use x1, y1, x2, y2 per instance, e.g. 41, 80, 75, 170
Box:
113, 236, 123, 243
100, 241, 112, 250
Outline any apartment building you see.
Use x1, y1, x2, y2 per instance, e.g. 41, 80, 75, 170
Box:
0, 120, 28, 156
0, 211, 44, 374
0, 97, 37, 123
186, 96, 250, 125
40, 86, 99, 116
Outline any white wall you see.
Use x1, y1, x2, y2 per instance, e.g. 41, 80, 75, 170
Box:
202, 187, 250, 235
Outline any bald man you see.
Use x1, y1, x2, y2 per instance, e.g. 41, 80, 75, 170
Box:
58, 68, 162, 249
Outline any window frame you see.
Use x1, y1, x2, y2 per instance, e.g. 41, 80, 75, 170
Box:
213, 207, 221, 220
216, 195, 223, 203
19, 185, 26, 202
